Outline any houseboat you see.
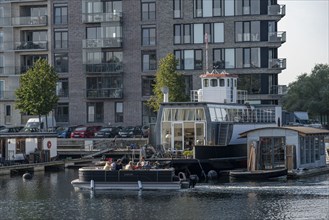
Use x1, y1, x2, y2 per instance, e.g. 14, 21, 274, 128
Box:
153, 71, 282, 176
237, 126, 329, 179
71, 167, 195, 191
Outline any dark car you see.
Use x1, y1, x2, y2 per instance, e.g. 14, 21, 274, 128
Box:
118, 126, 143, 138
141, 125, 150, 138
95, 127, 120, 138
56, 125, 82, 138
0, 126, 24, 133
70, 126, 102, 138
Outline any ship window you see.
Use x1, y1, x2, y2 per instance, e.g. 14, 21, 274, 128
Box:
219, 79, 225, 87
203, 79, 209, 87
210, 79, 218, 87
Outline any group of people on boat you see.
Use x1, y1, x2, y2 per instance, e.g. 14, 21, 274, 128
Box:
103, 157, 159, 171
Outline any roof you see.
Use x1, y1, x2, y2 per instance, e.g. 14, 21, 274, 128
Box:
239, 126, 329, 138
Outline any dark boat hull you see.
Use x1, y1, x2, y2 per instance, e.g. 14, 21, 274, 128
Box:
229, 168, 288, 180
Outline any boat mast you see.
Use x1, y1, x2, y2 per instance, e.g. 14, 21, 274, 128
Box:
205, 32, 209, 74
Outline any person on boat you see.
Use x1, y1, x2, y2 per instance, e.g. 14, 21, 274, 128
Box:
134, 162, 142, 170
140, 157, 146, 166
103, 161, 111, 170
142, 161, 152, 169
124, 161, 134, 170
110, 160, 117, 170
116, 159, 123, 170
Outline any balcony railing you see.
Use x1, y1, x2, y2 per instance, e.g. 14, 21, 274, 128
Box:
12, 15, 47, 26
269, 58, 286, 70
82, 38, 122, 49
84, 63, 123, 74
268, 31, 286, 43
268, 4, 286, 16
86, 88, 123, 99
82, 12, 122, 23
15, 41, 48, 51
0, 91, 16, 100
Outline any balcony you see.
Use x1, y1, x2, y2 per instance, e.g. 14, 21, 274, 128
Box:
0, 91, 16, 100
84, 63, 123, 74
269, 58, 286, 70
82, 38, 122, 49
15, 41, 48, 51
82, 12, 122, 23
86, 88, 123, 99
268, 32, 286, 43
268, 4, 286, 16
12, 15, 47, 26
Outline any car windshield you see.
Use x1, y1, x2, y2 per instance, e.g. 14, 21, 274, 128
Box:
101, 128, 112, 132
75, 127, 87, 131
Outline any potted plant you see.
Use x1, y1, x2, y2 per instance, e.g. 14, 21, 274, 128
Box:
183, 150, 193, 159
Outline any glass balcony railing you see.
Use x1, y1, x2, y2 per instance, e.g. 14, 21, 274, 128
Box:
15, 41, 48, 50
82, 38, 122, 49
82, 12, 122, 23
86, 88, 123, 99
268, 4, 286, 16
269, 58, 286, 69
12, 15, 47, 26
268, 31, 286, 43
84, 63, 123, 74
0, 91, 16, 100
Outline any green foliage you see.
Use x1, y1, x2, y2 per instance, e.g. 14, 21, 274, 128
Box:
15, 58, 59, 117
283, 64, 329, 118
147, 53, 189, 112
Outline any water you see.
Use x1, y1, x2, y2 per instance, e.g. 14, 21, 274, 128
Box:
0, 169, 328, 220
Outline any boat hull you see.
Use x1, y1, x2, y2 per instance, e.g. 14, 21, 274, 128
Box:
229, 168, 288, 180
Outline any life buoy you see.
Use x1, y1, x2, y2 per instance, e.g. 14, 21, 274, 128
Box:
178, 172, 186, 181
47, 141, 52, 149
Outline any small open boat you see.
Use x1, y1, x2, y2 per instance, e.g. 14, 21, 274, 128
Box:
229, 168, 288, 180
71, 167, 196, 191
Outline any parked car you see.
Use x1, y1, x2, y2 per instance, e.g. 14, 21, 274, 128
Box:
70, 126, 102, 138
0, 126, 24, 133
118, 126, 143, 138
141, 125, 150, 138
56, 125, 82, 138
95, 127, 120, 138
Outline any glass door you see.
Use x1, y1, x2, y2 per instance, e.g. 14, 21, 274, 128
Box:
172, 122, 183, 152
195, 122, 205, 145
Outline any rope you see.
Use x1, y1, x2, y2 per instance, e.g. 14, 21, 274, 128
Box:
197, 159, 207, 182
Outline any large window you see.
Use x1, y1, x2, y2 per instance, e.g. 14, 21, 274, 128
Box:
238, 74, 261, 94
56, 78, 69, 97
213, 49, 225, 69
142, 26, 156, 46
54, 29, 68, 49
235, 48, 260, 68
142, 51, 156, 71
194, 0, 224, 17
236, 21, 260, 42
16, 139, 26, 154
87, 102, 104, 123
142, 1, 155, 21
235, 0, 260, 15
174, 49, 202, 70
142, 76, 155, 96
55, 103, 69, 122
259, 136, 285, 169
173, 0, 182, 18
115, 102, 123, 123
54, 4, 68, 25
86, 76, 123, 99
54, 53, 68, 73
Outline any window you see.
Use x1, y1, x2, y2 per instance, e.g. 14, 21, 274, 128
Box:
56, 78, 69, 97
54, 53, 68, 73
54, 4, 68, 25
173, 0, 182, 18
54, 29, 68, 49
235, 0, 260, 15
16, 138, 26, 154
142, 76, 155, 96
236, 48, 260, 68
175, 49, 202, 70
194, 0, 224, 17
0, 54, 3, 74
142, 51, 156, 71
236, 21, 260, 42
142, 102, 157, 124
86, 76, 123, 99
55, 103, 69, 122
224, 0, 234, 16
115, 102, 123, 123
5, 105, 11, 117
225, 48, 235, 68
0, 80, 3, 99
87, 102, 104, 123
142, 1, 155, 21
213, 49, 225, 69
142, 26, 156, 46
0, 31, 3, 50
238, 74, 261, 94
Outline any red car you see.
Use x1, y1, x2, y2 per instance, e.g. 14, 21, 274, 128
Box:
70, 126, 102, 138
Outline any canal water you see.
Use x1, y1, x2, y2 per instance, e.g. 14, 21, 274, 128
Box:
0, 169, 328, 220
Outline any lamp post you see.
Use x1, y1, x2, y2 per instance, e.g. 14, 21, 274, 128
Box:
161, 87, 169, 103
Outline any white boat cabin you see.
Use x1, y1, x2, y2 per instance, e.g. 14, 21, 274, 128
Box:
240, 126, 329, 171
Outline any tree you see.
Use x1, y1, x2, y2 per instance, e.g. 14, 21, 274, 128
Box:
147, 53, 189, 112
283, 64, 329, 123
15, 58, 59, 130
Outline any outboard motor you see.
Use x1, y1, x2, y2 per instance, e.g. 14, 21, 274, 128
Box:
189, 175, 199, 188
22, 172, 33, 180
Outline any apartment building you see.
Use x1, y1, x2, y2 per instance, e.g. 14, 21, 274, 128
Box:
0, 0, 286, 127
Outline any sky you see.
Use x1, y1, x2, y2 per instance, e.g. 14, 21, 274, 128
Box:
278, 0, 329, 85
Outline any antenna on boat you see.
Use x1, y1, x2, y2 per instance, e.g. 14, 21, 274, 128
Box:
205, 33, 209, 74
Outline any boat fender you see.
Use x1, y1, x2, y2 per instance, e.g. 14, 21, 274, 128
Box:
178, 172, 186, 181
22, 172, 32, 180
207, 170, 218, 180
189, 175, 199, 188
138, 180, 143, 190
90, 180, 95, 190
